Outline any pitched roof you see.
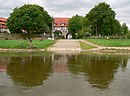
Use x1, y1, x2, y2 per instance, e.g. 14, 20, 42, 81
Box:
53, 18, 70, 27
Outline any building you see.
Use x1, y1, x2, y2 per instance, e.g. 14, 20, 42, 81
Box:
53, 17, 71, 38
0, 17, 9, 32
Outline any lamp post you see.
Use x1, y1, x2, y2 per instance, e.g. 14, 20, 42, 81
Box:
51, 16, 54, 40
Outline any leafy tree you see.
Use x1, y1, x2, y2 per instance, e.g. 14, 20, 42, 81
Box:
68, 15, 82, 38
111, 20, 122, 36
6, 4, 52, 34
79, 17, 91, 38
121, 23, 129, 37
86, 2, 116, 36
100, 19, 122, 36
81, 17, 90, 28
79, 27, 91, 38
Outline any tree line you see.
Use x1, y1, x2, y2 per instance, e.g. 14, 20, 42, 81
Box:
68, 2, 129, 39
6, 2, 129, 39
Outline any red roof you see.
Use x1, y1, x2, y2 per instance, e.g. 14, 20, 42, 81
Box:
53, 18, 70, 27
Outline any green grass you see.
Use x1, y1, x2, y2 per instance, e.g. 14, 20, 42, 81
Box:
80, 41, 96, 50
87, 39, 130, 47
0, 40, 55, 49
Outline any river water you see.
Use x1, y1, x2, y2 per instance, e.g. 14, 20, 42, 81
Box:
0, 52, 130, 96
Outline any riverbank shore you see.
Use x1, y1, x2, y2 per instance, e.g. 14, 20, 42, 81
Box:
89, 47, 130, 54
81, 40, 130, 53
0, 48, 45, 52
1, 39, 130, 54
1, 45, 130, 54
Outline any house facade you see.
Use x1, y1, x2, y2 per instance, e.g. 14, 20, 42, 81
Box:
53, 17, 71, 38
0, 17, 9, 32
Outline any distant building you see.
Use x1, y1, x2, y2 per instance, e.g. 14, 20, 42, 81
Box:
0, 17, 9, 33
53, 17, 70, 38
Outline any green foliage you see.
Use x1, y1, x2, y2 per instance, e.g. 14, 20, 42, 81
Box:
68, 2, 125, 39
68, 15, 82, 38
87, 39, 130, 47
0, 40, 54, 49
81, 17, 90, 28
121, 23, 129, 37
6, 4, 52, 34
79, 27, 91, 38
111, 20, 122, 35
86, 2, 117, 36
78, 17, 91, 38
54, 30, 62, 37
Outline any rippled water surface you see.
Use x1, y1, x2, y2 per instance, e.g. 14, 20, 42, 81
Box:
0, 52, 130, 96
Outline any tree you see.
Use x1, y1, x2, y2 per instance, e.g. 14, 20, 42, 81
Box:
6, 4, 52, 34
81, 17, 90, 28
68, 15, 82, 38
86, 2, 116, 36
78, 27, 91, 38
79, 17, 91, 38
111, 20, 121, 36
121, 23, 129, 37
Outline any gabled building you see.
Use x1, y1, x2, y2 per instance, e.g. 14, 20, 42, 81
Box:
0, 17, 8, 32
53, 17, 71, 38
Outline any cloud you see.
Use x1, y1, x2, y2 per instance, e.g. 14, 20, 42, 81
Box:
0, 0, 42, 17
107, 0, 130, 28
0, 0, 130, 28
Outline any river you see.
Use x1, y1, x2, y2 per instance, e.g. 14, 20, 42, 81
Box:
0, 52, 130, 96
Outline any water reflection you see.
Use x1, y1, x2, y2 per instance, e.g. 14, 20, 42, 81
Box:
0, 52, 129, 90
6, 53, 52, 87
52, 54, 68, 73
67, 54, 128, 89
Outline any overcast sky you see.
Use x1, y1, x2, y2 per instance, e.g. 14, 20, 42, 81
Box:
0, 0, 130, 28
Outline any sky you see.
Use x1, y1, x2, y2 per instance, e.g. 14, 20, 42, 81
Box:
0, 0, 130, 28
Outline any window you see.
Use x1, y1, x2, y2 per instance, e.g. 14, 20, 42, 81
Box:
61, 23, 65, 26
54, 23, 57, 26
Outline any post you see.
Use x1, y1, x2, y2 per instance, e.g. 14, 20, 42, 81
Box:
52, 16, 54, 40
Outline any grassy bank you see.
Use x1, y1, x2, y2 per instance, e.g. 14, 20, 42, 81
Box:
0, 40, 55, 49
80, 41, 96, 50
87, 39, 130, 47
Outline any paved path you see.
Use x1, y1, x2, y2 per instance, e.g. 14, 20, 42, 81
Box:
48, 40, 81, 51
